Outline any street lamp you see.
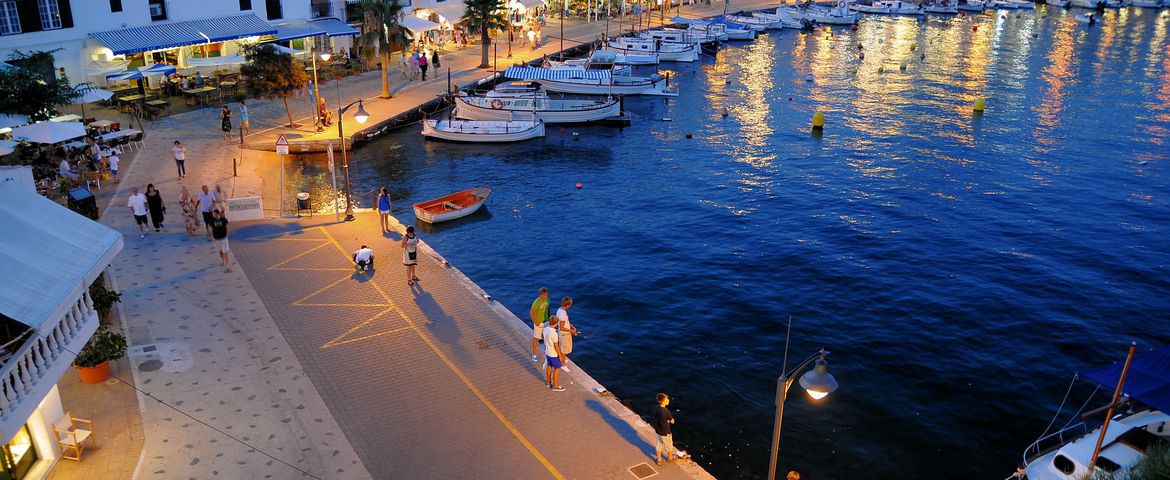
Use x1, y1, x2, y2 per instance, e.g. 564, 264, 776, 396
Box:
767, 348, 838, 480
337, 99, 369, 221
309, 39, 327, 132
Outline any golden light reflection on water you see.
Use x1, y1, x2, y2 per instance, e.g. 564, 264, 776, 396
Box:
728, 39, 776, 167
1034, 20, 1076, 144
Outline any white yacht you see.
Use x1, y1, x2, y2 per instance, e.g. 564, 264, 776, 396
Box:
957, 0, 987, 11
782, 2, 861, 24
607, 37, 700, 62
453, 92, 621, 124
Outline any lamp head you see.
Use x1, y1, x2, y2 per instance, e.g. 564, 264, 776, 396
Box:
798, 357, 838, 400
319, 52, 332, 62
353, 101, 369, 124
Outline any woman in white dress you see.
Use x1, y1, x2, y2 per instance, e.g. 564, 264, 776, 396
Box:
401, 225, 420, 286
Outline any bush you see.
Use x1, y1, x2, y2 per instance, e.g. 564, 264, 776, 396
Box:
1130, 444, 1170, 480
73, 326, 128, 368
88, 273, 121, 322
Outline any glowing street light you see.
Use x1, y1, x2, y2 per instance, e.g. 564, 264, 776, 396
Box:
767, 346, 838, 480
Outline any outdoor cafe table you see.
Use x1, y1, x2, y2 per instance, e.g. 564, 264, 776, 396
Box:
109, 85, 135, 95
88, 120, 115, 132
182, 87, 218, 106
49, 114, 82, 122
99, 129, 140, 142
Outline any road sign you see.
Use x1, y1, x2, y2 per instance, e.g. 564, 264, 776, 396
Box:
275, 134, 289, 155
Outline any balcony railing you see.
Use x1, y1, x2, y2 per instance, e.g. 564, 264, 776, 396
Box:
0, 290, 98, 432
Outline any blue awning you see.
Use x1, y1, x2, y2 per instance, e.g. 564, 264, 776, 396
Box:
1084, 345, 1170, 414
503, 67, 611, 81
271, 19, 326, 41
91, 14, 276, 55
311, 17, 359, 37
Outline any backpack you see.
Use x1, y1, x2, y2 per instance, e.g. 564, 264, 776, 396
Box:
419, 55, 427, 67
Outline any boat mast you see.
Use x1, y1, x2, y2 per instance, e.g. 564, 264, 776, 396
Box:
1088, 342, 1138, 471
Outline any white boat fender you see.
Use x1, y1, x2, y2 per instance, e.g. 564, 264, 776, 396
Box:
662, 117, 673, 121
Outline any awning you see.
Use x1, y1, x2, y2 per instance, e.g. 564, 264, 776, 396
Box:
0, 114, 27, 129
311, 17, 359, 37
0, 140, 17, 156
0, 181, 123, 334
186, 55, 246, 68
106, 63, 177, 81
504, 66, 611, 81
401, 15, 441, 34
90, 13, 276, 56
1084, 345, 1170, 414
10, 122, 86, 144
428, 2, 467, 22
513, 0, 545, 8
671, 15, 709, 25
271, 19, 326, 41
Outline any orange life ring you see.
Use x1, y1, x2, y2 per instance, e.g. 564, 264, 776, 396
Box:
491, 99, 504, 109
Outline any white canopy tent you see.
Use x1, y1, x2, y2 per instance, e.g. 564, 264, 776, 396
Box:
185, 54, 247, 69
10, 122, 87, 144
401, 15, 441, 34
0, 181, 123, 334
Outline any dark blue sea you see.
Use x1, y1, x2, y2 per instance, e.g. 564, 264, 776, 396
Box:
350, 8, 1170, 479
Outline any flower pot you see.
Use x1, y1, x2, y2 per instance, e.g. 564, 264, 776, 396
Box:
76, 361, 110, 384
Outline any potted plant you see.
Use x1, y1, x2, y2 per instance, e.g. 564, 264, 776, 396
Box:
73, 326, 128, 384
88, 274, 121, 323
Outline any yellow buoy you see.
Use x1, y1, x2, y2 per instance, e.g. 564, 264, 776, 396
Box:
812, 111, 826, 129
973, 98, 986, 112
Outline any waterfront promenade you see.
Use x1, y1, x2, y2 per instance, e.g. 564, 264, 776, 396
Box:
55, 2, 781, 478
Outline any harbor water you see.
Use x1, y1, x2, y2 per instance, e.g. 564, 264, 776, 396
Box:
348, 9, 1169, 479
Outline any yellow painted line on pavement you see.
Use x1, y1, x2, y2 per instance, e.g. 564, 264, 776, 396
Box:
318, 227, 565, 480
291, 276, 351, 306
268, 241, 333, 270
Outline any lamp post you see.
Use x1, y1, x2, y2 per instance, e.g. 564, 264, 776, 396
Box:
767, 348, 838, 480
337, 99, 369, 221
310, 38, 325, 132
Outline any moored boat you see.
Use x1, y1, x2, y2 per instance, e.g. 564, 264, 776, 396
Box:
752, 10, 807, 28
607, 37, 700, 62
1045, 0, 1070, 7
783, 2, 861, 24
957, 0, 986, 11
924, 0, 960, 13
421, 119, 545, 143
708, 17, 758, 39
453, 93, 622, 124
502, 66, 678, 96
1128, 0, 1162, 7
412, 187, 492, 224
851, 1, 893, 13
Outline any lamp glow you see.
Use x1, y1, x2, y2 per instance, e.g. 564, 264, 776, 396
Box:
353, 101, 369, 124
798, 358, 838, 400
319, 52, 332, 62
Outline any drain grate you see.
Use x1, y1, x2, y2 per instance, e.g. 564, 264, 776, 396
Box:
629, 462, 657, 479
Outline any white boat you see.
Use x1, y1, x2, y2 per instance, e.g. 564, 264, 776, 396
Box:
924, 0, 960, 12
421, 119, 545, 143
1074, 11, 1096, 22
1008, 0, 1035, 10
784, 2, 861, 24
607, 37, 699, 62
723, 14, 773, 30
850, 2, 893, 13
883, 0, 927, 13
412, 187, 492, 224
454, 93, 621, 124
988, 0, 1019, 8
752, 10, 807, 28
502, 66, 678, 96
1070, 0, 1119, 7
1045, 0, 1070, 7
708, 17, 758, 39
1017, 345, 1170, 480
1128, 0, 1162, 7
957, 0, 986, 11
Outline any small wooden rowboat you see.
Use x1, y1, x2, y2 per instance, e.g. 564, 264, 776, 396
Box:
412, 187, 492, 224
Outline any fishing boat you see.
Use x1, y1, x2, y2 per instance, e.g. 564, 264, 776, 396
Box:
453, 93, 621, 124
707, 17, 758, 39
723, 13, 772, 30
989, 0, 1021, 8
412, 187, 492, 224
883, 0, 927, 14
637, 28, 719, 54
924, 0, 960, 13
957, 0, 986, 11
1007, 0, 1035, 10
1045, 0, 1070, 7
607, 37, 700, 62
1014, 344, 1170, 480
850, 1, 893, 13
421, 119, 545, 143
502, 65, 678, 96
782, 1, 861, 25
751, 10, 807, 28
1128, 0, 1162, 7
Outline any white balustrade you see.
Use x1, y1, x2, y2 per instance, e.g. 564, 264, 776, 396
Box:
0, 294, 98, 419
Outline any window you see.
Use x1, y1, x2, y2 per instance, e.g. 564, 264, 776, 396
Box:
149, 0, 166, 21
1052, 455, 1076, 475
110, 0, 122, 12
239, 0, 251, 10
38, 0, 61, 30
0, 1, 19, 35
264, 0, 281, 20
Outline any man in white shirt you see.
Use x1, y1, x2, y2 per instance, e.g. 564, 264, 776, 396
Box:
127, 187, 149, 238
352, 245, 374, 272
543, 316, 567, 392
106, 151, 120, 182
172, 140, 187, 179
556, 297, 577, 373
196, 185, 216, 237
59, 158, 77, 180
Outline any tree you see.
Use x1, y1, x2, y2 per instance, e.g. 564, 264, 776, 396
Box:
239, 43, 308, 127
354, 0, 412, 99
0, 51, 83, 121
463, 0, 508, 69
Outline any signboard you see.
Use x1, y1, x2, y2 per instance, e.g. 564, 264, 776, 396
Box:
226, 196, 264, 221
275, 134, 289, 155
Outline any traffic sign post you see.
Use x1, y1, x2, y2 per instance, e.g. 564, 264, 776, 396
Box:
327, 143, 338, 223
276, 134, 289, 216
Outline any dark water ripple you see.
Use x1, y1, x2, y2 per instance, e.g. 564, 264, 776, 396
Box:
346, 8, 1170, 479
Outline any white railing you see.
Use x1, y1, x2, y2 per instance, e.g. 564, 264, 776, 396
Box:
0, 290, 96, 421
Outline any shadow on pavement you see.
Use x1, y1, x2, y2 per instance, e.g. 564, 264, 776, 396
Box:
586, 398, 656, 460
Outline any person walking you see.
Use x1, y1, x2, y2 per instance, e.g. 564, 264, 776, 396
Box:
400, 53, 410, 80
179, 185, 199, 235
409, 51, 419, 81
556, 296, 577, 372
127, 187, 149, 238
238, 100, 250, 137
220, 105, 233, 141
418, 51, 428, 81
377, 187, 392, 234
654, 393, 676, 465
106, 148, 120, 182
197, 185, 216, 238
144, 183, 166, 232
543, 315, 567, 392
530, 287, 550, 362
209, 209, 231, 272
172, 140, 187, 179
431, 50, 440, 70
401, 225, 420, 286
213, 184, 228, 213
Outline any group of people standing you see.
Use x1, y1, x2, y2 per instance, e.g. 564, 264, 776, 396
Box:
127, 180, 232, 271
401, 50, 441, 82
530, 288, 578, 391
219, 100, 251, 142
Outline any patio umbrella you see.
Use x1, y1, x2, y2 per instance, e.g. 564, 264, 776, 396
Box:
71, 86, 115, 120
106, 63, 177, 81
10, 121, 86, 144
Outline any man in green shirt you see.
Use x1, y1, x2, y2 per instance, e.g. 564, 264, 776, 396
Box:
530, 287, 549, 362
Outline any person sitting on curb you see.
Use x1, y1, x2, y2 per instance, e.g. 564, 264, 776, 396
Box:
353, 245, 374, 272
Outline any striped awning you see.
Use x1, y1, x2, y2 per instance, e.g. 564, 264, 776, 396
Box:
91, 14, 276, 55
311, 17, 359, 37
271, 19, 324, 41
503, 67, 611, 81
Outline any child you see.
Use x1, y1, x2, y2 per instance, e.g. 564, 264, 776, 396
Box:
107, 150, 120, 182
654, 393, 676, 465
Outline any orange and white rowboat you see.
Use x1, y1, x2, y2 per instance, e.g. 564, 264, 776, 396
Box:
412, 187, 492, 224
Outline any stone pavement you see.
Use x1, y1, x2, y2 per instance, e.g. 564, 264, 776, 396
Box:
49, 353, 143, 480
229, 213, 713, 480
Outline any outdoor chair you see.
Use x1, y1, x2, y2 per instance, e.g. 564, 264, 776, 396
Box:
53, 412, 95, 461
127, 132, 144, 150
82, 171, 101, 191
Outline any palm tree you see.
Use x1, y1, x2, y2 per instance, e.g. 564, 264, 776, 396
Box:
462, 0, 508, 69
354, 0, 412, 99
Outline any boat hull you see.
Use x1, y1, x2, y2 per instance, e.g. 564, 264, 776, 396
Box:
607, 40, 699, 62
535, 76, 677, 96
454, 97, 621, 124
421, 120, 545, 143
412, 187, 492, 224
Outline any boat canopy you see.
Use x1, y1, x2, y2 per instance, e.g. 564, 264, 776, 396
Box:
503, 67, 611, 81
671, 15, 710, 25
1084, 345, 1170, 414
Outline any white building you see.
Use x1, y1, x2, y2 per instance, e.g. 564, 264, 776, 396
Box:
0, 178, 123, 480
0, 0, 356, 84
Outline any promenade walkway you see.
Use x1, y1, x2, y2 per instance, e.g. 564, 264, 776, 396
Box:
67, 2, 781, 478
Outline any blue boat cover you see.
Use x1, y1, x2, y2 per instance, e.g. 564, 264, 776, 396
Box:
503, 67, 611, 81
671, 15, 710, 25
91, 14, 276, 55
310, 17, 359, 37
1084, 345, 1170, 414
